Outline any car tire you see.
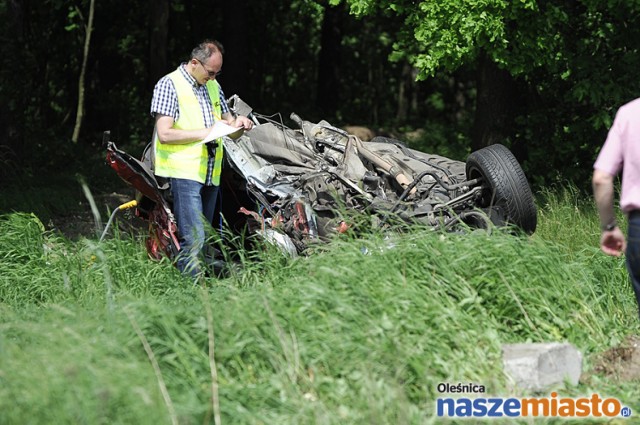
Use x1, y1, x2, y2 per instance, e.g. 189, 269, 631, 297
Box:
465, 144, 537, 234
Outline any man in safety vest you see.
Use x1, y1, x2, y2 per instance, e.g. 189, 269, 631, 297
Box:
150, 39, 254, 277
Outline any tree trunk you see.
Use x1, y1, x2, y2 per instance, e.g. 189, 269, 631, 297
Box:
316, 3, 346, 117
471, 52, 521, 152
71, 0, 95, 143
220, 1, 249, 98
149, 0, 169, 89
396, 62, 417, 123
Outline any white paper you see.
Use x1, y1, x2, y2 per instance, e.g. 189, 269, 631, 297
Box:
197, 121, 241, 145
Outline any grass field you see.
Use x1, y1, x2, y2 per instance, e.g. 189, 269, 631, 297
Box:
1, 186, 639, 424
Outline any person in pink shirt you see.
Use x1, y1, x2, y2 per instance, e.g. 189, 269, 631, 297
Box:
593, 97, 640, 319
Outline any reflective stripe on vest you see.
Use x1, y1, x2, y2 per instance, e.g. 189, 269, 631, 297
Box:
154, 69, 224, 185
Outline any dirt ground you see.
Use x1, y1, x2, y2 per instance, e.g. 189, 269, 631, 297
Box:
47, 191, 145, 241
590, 335, 640, 382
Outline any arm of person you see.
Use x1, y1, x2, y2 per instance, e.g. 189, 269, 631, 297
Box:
593, 168, 626, 256
155, 114, 211, 145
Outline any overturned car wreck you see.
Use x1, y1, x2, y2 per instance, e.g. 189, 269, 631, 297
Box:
105, 96, 537, 260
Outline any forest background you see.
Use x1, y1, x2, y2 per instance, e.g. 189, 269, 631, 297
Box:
2, 0, 640, 202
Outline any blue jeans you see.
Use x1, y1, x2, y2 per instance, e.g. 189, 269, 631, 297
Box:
626, 211, 640, 320
170, 178, 219, 277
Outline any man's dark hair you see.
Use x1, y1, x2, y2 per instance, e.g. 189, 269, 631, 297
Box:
191, 39, 225, 62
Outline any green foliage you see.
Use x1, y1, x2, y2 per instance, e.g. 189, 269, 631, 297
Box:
347, 0, 512, 78
345, 0, 639, 84
0, 213, 46, 263
1, 186, 640, 423
0, 305, 170, 425
342, 0, 640, 186
534, 185, 601, 255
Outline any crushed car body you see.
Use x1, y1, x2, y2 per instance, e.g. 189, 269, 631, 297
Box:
105, 95, 537, 260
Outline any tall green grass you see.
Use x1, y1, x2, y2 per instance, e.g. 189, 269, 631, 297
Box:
0, 185, 639, 424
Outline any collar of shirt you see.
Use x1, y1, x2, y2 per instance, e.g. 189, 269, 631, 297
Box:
178, 63, 199, 87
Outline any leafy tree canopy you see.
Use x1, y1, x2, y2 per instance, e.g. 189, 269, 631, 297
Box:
343, 0, 640, 83
341, 0, 640, 185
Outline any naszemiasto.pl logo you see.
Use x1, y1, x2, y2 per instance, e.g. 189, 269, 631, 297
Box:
435, 382, 632, 419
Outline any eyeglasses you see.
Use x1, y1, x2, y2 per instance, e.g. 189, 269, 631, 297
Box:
197, 59, 222, 78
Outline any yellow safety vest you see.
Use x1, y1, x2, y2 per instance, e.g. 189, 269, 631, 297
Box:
154, 69, 224, 185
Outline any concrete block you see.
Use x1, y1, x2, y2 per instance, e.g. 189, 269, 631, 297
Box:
502, 342, 582, 392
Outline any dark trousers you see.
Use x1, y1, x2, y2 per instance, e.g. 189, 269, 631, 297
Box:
625, 211, 640, 319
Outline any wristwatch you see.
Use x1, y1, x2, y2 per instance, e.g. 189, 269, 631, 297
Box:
602, 222, 617, 231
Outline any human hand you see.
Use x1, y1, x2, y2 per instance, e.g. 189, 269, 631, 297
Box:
222, 115, 254, 139
600, 227, 626, 257
233, 115, 254, 131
